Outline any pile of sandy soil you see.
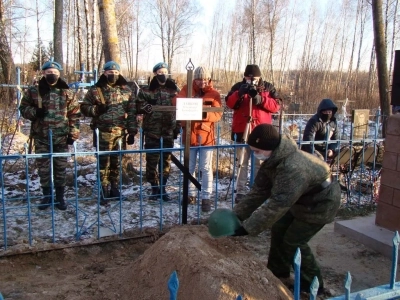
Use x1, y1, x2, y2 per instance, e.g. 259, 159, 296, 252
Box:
114, 225, 293, 300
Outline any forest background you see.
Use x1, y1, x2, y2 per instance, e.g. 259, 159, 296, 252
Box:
0, 0, 398, 126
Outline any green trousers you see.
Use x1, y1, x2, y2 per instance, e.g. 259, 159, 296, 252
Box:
267, 210, 325, 291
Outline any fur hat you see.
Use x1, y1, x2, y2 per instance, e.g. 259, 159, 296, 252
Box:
41, 61, 63, 71
244, 64, 261, 77
153, 62, 169, 73
247, 124, 280, 150
194, 66, 210, 79
103, 61, 120, 71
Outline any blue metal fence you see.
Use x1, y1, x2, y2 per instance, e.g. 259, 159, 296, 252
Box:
0, 119, 384, 253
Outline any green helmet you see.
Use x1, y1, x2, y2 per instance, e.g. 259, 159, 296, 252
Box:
208, 208, 242, 238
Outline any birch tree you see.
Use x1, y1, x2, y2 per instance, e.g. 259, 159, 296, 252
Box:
149, 0, 199, 72
53, 0, 63, 74
372, 0, 390, 136
98, 0, 120, 63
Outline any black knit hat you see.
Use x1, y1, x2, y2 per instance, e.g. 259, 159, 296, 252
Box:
247, 124, 280, 150
244, 64, 261, 77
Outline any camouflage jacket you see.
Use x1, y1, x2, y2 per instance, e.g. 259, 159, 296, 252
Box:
80, 74, 136, 135
128, 77, 180, 139
234, 134, 341, 236
19, 77, 80, 145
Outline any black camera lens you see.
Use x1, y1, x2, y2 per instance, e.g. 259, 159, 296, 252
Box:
248, 87, 258, 98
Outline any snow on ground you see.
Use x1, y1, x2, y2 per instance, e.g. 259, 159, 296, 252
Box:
0, 114, 383, 253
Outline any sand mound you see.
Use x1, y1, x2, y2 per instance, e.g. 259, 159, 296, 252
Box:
116, 225, 293, 300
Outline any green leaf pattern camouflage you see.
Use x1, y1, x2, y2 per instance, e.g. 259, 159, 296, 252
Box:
233, 134, 341, 236
19, 86, 80, 144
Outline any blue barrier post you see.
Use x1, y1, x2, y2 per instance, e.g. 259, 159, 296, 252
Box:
309, 276, 319, 300
390, 231, 399, 289
294, 248, 301, 300
168, 270, 179, 300
345, 272, 352, 299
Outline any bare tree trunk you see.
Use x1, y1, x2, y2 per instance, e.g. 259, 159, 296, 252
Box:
66, 0, 71, 78
53, 0, 64, 75
0, 0, 15, 83
36, 0, 42, 66
84, 0, 92, 72
76, 0, 85, 72
92, 0, 99, 73
98, 0, 120, 63
135, 1, 139, 80
372, 0, 390, 136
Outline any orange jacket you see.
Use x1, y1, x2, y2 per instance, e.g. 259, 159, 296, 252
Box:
173, 81, 222, 146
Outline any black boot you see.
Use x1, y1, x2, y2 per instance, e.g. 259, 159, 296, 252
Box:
38, 187, 52, 210
100, 185, 110, 206
109, 182, 120, 199
149, 186, 160, 201
160, 176, 171, 202
55, 186, 67, 210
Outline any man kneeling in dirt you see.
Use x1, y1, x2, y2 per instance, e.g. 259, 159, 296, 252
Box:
231, 124, 341, 295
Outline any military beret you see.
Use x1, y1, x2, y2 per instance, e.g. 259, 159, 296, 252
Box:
41, 61, 63, 71
153, 62, 169, 73
103, 61, 120, 71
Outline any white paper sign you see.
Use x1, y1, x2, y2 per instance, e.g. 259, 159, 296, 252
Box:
176, 98, 203, 120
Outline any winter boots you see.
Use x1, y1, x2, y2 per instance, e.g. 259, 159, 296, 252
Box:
201, 199, 211, 212
109, 182, 120, 198
38, 187, 52, 210
149, 186, 160, 201
55, 186, 67, 210
38, 187, 67, 210
149, 176, 171, 202
100, 185, 110, 206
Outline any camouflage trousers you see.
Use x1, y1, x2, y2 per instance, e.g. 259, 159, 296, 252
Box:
97, 131, 126, 186
267, 210, 325, 290
144, 135, 173, 184
35, 140, 68, 188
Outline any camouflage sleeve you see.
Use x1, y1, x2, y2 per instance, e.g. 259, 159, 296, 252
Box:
126, 92, 139, 135
19, 87, 38, 121
80, 87, 97, 117
135, 89, 152, 114
66, 89, 81, 140
238, 162, 308, 236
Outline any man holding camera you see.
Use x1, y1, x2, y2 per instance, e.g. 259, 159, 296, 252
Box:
225, 64, 281, 203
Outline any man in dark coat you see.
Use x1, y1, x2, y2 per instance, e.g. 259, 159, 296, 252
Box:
301, 98, 339, 160
129, 62, 181, 202
232, 124, 341, 295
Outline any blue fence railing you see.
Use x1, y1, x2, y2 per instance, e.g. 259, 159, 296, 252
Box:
0, 122, 384, 253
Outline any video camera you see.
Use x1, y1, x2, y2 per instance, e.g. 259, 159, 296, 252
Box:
246, 77, 258, 98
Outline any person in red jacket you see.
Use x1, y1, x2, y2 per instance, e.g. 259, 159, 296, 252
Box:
173, 66, 222, 212
225, 64, 281, 203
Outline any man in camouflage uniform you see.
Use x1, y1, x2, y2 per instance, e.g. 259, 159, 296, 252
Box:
231, 124, 341, 295
129, 62, 180, 201
19, 60, 80, 210
81, 61, 137, 206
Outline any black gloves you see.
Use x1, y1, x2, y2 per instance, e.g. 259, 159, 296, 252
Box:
252, 95, 262, 106
142, 103, 153, 114
238, 84, 249, 97
36, 107, 45, 118
67, 137, 75, 145
127, 134, 135, 145
232, 226, 248, 236
97, 104, 108, 115
264, 82, 275, 92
